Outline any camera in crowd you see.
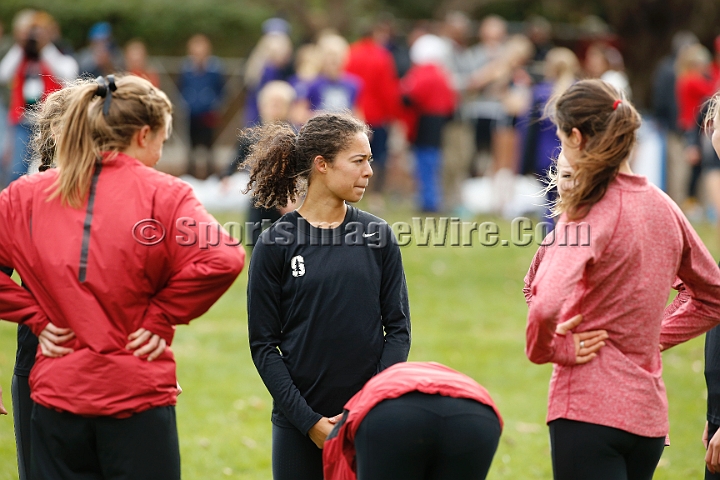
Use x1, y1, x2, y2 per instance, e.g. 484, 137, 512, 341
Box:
23, 27, 41, 60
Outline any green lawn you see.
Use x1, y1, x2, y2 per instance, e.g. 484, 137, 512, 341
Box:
0, 213, 717, 479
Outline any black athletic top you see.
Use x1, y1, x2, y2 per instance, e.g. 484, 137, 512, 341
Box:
0, 265, 38, 377
247, 206, 411, 435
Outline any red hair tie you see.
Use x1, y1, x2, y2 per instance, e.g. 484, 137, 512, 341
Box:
613, 99, 622, 111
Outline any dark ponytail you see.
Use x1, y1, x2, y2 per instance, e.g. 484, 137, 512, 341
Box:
545, 79, 641, 219
241, 112, 370, 209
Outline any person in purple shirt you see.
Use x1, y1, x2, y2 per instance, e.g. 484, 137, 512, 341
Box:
298, 34, 361, 120
520, 47, 579, 178
518, 47, 580, 220
242, 31, 294, 127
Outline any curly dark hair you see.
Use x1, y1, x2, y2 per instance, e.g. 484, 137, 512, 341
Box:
240, 112, 370, 209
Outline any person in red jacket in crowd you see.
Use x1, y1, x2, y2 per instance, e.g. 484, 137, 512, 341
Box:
675, 43, 717, 210
344, 19, 401, 204
0, 9, 77, 187
0, 74, 245, 480
711, 36, 720, 87
323, 362, 502, 480
400, 34, 456, 212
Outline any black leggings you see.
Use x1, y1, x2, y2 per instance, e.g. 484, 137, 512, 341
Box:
272, 422, 323, 480
354, 392, 501, 480
11, 374, 32, 480
31, 403, 180, 480
549, 419, 665, 480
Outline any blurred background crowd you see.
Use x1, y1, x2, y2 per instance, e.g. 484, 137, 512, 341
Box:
1, 2, 720, 232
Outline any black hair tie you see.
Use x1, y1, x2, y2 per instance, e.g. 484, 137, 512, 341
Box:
95, 75, 118, 116
95, 76, 107, 98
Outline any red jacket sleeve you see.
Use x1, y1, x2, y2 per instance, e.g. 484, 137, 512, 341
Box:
659, 216, 720, 349
526, 215, 614, 365
0, 183, 51, 335
140, 183, 245, 344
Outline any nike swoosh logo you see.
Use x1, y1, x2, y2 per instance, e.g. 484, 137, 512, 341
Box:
363, 232, 378, 238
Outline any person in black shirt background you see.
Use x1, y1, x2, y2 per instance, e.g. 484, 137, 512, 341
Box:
243, 112, 411, 480
4, 87, 74, 480
703, 92, 720, 479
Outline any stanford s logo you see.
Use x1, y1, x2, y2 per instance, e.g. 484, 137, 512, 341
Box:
291, 255, 306, 277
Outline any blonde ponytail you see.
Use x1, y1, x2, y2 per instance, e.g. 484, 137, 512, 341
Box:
48, 75, 173, 208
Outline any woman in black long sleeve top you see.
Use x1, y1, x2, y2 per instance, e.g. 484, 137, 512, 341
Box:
244, 112, 411, 480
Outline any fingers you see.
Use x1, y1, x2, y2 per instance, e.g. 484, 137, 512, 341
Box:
41, 322, 75, 345
0, 387, 6, 415
575, 352, 597, 365
708, 442, 720, 474
574, 331, 607, 358
328, 414, 343, 424
709, 430, 720, 473
54, 331, 76, 344
45, 322, 74, 336
40, 329, 75, 345
573, 330, 608, 365
145, 338, 167, 362
126, 330, 152, 351
130, 334, 167, 361
127, 328, 147, 341
555, 314, 583, 335
39, 336, 74, 358
575, 330, 608, 341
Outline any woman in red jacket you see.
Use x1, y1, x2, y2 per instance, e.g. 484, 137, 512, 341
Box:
676, 43, 717, 210
525, 79, 720, 480
400, 34, 456, 212
0, 75, 245, 480
323, 362, 502, 480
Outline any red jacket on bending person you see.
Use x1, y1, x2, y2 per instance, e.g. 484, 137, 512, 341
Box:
323, 362, 502, 480
0, 152, 244, 417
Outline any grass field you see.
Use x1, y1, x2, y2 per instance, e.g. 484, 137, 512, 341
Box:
0, 211, 717, 479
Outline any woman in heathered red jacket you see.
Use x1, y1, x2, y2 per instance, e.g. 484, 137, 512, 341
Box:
0, 75, 244, 480
525, 79, 720, 480
323, 362, 502, 480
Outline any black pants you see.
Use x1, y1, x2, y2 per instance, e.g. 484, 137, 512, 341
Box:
354, 392, 501, 480
188, 116, 215, 178
549, 419, 665, 480
689, 162, 703, 199
31, 403, 181, 480
12, 374, 33, 480
272, 422, 323, 480
707, 422, 720, 479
